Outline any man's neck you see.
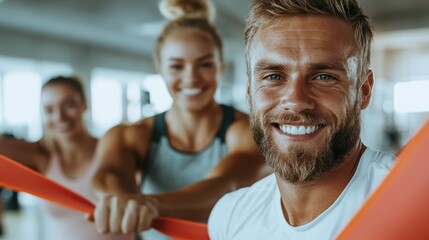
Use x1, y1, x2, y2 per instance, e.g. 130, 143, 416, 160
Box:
276, 142, 366, 226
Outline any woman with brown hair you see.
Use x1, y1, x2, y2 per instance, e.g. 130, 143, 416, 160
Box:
0, 76, 134, 240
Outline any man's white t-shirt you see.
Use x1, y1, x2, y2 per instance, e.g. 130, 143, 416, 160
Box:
208, 148, 395, 240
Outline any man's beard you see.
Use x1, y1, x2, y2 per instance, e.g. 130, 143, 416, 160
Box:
250, 103, 361, 184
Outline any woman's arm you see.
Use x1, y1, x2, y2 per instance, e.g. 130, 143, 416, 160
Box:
92, 125, 142, 195
0, 135, 48, 173
91, 122, 157, 234
92, 115, 271, 233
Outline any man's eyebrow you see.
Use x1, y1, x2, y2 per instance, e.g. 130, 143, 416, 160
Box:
253, 60, 288, 74
310, 62, 346, 72
252, 60, 347, 75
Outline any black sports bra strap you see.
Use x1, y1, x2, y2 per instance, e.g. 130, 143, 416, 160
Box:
152, 106, 234, 144
216, 104, 235, 143
151, 112, 166, 143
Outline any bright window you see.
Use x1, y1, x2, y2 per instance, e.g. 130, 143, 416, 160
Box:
394, 80, 429, 113
90, 69, 173, 136
142, 74, 172, 113
127, 81, 142, 122
91, 77, 123, 136
3, 72, 41, 124
0, 56, 72, 141
1, 72, 42, 141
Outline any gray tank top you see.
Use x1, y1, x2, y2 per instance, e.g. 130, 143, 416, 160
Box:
141, 104, 235, 194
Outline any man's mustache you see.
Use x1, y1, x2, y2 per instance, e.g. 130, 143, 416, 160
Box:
260, 111, 336, 127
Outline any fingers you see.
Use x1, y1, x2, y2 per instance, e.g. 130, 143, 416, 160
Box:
109, 196, 126, 233
94, 196, 111, 233
137, 204, 157, 232
94, 195, 158, 234
121, 199, 138, 234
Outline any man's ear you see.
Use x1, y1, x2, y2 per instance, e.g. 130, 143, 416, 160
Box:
360, 70, 374, 110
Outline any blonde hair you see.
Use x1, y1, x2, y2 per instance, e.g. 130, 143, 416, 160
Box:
245, 0, 374, 83
154, 0, 223, 69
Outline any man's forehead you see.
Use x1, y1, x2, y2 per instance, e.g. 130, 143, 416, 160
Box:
248, 15, 357, 65
256, 16, 353, 42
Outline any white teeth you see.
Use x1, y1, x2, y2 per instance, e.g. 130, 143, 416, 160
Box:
279, 125, 320, 135
298, 126, 306, 135
181, 88, 202, 96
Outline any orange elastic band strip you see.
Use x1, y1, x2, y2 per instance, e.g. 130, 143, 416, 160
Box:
337, 120, 429, 239
0, 155, 209, 240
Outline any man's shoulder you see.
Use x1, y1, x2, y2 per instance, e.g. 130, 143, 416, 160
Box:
361, 147, 396, 171
353, 147, 396, 191
208, 174, 277, 237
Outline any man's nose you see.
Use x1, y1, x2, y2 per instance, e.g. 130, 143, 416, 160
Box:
279, 78, 315, 113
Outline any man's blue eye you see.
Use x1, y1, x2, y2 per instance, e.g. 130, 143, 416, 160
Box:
266, 74, 282, 80
316, 74, 332, 80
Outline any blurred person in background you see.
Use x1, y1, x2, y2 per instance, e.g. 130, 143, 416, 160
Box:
91, 0, 270, 239
0, 76, 134, 240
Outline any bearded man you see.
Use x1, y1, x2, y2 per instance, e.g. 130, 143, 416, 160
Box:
208, 0, 396, 239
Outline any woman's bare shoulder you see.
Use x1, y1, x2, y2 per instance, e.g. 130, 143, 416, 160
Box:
110, 116, 156, 149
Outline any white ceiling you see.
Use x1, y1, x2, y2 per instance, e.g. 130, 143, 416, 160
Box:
0, 0, 428, 62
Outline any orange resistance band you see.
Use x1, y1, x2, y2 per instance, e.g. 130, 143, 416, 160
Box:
337, 120, 429, 239
0, 155, 209, 240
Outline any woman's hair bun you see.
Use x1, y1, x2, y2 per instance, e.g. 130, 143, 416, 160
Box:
159, 0, 215, 22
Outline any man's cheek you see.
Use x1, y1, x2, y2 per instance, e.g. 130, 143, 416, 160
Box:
253, 91, 276, 111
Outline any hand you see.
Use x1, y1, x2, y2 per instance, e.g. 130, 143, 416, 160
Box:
93, 194, 159, 234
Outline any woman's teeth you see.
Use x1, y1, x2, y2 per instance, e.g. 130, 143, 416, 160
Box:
181, 88, 202, 96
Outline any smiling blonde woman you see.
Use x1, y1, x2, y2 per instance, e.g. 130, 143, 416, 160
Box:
91, 0, 271, 239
